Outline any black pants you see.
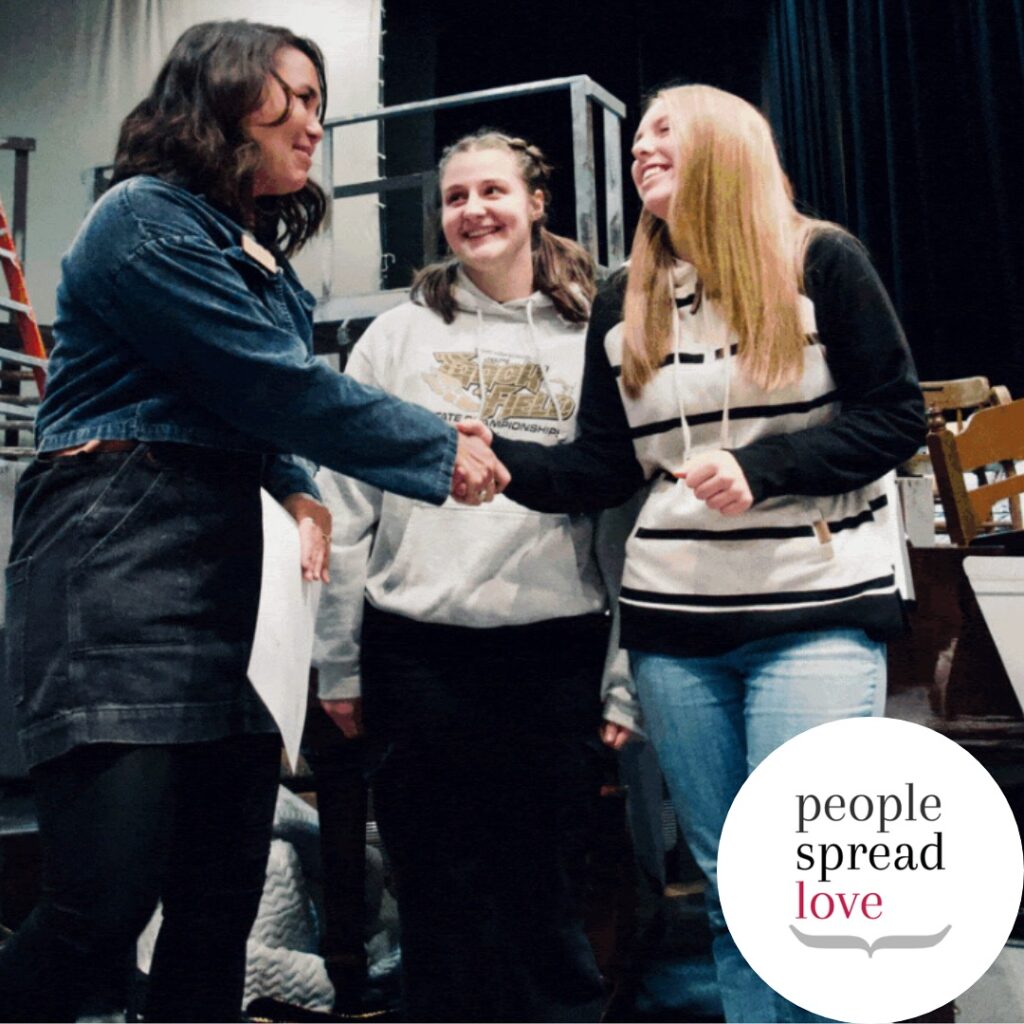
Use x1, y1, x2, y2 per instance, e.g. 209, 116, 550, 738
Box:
362, 604, 608, 1023
302, 699, 370, 1010
0, 733, 280, 1022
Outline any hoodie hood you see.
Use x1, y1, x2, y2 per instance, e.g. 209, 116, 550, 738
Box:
449, 267, 559, 322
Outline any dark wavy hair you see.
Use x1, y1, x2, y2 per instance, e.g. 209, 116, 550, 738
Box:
411, 131, 596, 323
111, 20, 328, 256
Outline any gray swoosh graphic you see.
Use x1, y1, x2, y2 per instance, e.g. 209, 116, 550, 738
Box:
790, 924, 952, 958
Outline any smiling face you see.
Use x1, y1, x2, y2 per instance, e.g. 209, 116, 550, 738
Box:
631, 98, 677, 221
246, 46, 324, 197
440, 147, 544, 298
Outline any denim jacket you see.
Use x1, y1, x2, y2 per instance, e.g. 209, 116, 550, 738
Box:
37, 175, 456, 504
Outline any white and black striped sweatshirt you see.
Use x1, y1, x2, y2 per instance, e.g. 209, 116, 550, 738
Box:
492, 230, 926, 658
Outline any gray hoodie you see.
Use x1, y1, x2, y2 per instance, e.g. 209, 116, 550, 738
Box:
313, 271, 639, 729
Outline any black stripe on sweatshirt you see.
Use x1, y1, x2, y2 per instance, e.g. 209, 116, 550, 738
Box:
830, 494, 889, 534
629, 389, 841, 439
620, 590, 905, 657
619, 573, 896, 608
636, 493, 890, 542
611, 350, 703, 378
613, 335, 820, 377
637, 524, 815, 541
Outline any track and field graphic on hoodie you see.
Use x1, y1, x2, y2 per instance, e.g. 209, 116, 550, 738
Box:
424, 349, 576, 429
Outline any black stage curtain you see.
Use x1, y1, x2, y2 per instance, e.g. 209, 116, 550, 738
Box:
765, 0, 1024, 398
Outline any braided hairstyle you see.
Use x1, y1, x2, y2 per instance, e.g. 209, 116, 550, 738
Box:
411, 130, 595, 323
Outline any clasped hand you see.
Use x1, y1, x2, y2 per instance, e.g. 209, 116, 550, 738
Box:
675, 450, 753, 515
452, 420, 510, 505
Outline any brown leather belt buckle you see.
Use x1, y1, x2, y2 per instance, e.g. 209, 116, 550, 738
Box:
51, 439, 139, 458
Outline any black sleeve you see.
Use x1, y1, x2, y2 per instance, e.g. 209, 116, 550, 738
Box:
730, 231, 926, 501
492, 276, 647, 514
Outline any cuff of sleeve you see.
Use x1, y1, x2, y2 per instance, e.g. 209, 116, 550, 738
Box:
603, 688, 645, 739
429, 428, 458, 506
728, 441, 785, 505
491, 435, 524, 474
316, 669, 362, 701
264, 459, 322, 503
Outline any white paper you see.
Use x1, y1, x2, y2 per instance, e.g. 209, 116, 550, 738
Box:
883, 470, 916, 602
963, 555, 1024, 713
248, 489, 321, 769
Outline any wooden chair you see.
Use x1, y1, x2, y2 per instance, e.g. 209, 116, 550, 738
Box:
914, 377, 1021, 535
921, 376, 1010, 430
926, 398, 1024, 546
916, 401, 1024, 723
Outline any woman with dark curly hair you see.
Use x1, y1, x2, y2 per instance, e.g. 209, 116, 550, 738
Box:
0, 19, 503, 1023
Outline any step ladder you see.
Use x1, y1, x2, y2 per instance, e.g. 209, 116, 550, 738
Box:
0, 192, 46, 457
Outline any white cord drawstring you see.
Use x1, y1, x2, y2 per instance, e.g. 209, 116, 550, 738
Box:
524, 298, 566, 438
720, 320, 733, 450
474, 308, 487, 418
671, 277, 693, 468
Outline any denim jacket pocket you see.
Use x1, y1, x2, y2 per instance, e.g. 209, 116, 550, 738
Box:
223, 244, 294, 328
223, 243, 281, 287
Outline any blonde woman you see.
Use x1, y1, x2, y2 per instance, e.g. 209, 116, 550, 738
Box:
477, 85, 925, 1022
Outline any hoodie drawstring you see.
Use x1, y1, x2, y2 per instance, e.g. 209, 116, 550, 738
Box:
720, 320, 733, 450
474, 309, 487, 418
524, 298, 566, 438
671, 277, 693, 469
671, 268, 735, 463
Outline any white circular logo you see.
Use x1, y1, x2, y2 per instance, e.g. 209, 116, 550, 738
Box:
718, 717, 1023, 1023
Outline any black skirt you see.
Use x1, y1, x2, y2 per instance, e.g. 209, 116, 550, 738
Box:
4, 443, 276, 768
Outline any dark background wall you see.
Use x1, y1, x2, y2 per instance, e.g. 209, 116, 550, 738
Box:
381, 0, 765, 286
381, 0, 1024, 399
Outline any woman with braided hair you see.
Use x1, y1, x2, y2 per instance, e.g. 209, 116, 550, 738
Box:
313, 130, 627, 1021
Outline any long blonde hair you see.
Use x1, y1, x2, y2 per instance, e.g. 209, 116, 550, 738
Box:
622, 84, 836, 398
412, 131, 595, 323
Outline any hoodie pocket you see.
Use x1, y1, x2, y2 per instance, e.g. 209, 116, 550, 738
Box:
807, 504, 836, 561
375, 501, 592, 622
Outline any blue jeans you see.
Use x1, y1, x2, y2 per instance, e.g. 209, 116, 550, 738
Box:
632, 628, 886, 1024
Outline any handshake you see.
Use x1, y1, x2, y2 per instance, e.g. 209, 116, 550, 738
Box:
450, 419, 509, 506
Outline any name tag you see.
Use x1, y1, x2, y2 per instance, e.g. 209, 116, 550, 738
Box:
242, 233, 279, 274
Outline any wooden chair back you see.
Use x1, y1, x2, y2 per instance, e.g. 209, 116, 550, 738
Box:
905, 378, 1006, 479
921, 377, 998, 428
927, 398, 1024, 545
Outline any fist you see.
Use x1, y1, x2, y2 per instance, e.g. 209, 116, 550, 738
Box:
676, 451, 753, 516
